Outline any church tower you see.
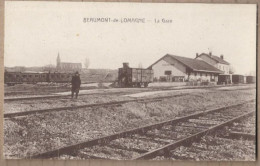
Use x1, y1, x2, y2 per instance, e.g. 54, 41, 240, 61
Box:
57, 53, 61, 69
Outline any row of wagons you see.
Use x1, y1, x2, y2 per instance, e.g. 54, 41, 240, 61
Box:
4, 71, 73, 86
218, 74, 256, 84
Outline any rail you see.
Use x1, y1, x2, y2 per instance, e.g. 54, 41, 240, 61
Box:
27, 99, 255, 159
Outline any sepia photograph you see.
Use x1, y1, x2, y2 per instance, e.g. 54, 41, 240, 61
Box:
3, 1, 257, 161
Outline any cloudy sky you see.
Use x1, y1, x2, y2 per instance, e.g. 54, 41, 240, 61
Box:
5, 2, 256, 75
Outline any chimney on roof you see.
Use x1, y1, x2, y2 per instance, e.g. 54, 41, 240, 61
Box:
209, 52, 212, 57
196, 53, 199, 58
220, 55, 224, 59
123, 63, 129, 68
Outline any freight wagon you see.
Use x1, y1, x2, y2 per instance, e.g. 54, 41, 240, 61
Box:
4, 71, 72, 86
118, 63, 153, 87
246, 76, 256, 84
232, 74, 245, 84
218, 74, 232, 85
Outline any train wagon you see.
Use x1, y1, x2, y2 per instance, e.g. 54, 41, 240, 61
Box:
232, 74, 245, 84
48, 72, 72, 83
246, 76, 256, 84
218, 74, 231, 85
21, 72, 47, 83
118, 63, 153, 87
4, 71, 72, 85
4, 72, 23, 86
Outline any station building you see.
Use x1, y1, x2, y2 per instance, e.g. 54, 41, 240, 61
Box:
148, 54, 223, 82
195, 52, 230, 74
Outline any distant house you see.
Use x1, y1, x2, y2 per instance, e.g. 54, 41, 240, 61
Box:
58, 62, 82, 71
148, 54, 223, 82
56, 53, 82, 72
195, 52, 230, 74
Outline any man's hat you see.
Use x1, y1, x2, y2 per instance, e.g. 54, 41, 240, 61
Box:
75, 71, 79, 74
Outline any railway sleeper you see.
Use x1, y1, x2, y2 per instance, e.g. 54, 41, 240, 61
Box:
106, 143, 149, 154
189, 118, 223, 125
197, 113, 234, 120
228, 127, 255, 134
180, 125, 209, 130
173, 125, 203, 134
131, 135, 171, 145
149, 126, 191, 141
79, 149, 115, 159
74, 151, 106, 160
137, 99, 163, 103
221, 132, 255, 141
179, 122, 212, 130
170, 154, 195, 160
144, 131, 179, 141
204, 112, 236, 119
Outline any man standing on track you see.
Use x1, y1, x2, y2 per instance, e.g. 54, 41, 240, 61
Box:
71, 71, 81, 99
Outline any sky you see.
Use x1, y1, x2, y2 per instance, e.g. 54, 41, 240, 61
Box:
4, 2, 257, 75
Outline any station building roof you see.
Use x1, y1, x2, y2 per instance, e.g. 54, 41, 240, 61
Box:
197, 53, 230, 65
148, 54, 224, 74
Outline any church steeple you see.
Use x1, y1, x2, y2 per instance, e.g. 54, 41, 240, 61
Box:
57, 52, 61, 69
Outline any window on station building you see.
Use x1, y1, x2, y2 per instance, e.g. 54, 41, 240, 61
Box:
200, 73, 202, 76
194, 72, 197, 76
165, 71, 172, 75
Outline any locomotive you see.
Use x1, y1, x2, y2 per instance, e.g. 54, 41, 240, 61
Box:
4, 71, 72, 86
118, 63, 153, 88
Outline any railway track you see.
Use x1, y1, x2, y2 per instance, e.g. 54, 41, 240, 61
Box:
166, 113, 256, 160
4, 85, 255, 102
4, 86, 255, 118
27, 99, 255, 160
4, 93, 191, 118
221, 114, 255, 140
4, 91, 126, 102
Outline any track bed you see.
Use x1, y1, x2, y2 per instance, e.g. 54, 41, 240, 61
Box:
4, 87, 256, 160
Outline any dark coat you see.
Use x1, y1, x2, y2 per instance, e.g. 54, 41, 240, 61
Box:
71, 75, 81, 89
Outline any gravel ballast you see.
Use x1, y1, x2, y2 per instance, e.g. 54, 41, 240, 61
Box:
4, 89, 256, 158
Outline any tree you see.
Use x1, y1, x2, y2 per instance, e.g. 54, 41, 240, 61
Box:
84, 57, 90, 69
